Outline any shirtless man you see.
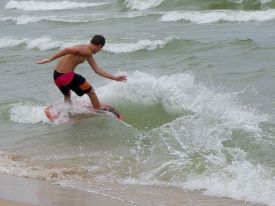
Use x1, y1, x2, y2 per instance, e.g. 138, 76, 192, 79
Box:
36, 35, 127, 110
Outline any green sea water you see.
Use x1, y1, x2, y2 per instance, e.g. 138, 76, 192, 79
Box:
1, 0, 275, 205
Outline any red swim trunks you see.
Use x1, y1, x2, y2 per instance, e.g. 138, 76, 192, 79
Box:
53, 70, 92, 96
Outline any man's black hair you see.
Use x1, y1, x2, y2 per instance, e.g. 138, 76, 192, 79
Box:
91, 35, 105, 47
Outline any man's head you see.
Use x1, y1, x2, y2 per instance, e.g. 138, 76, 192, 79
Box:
90, 35, 105, 54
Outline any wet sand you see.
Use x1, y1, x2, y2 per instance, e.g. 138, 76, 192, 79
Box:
0, 199, 35, 206
0, 174, 263, 206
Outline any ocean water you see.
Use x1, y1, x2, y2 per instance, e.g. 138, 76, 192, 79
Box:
1, 0, 275, 205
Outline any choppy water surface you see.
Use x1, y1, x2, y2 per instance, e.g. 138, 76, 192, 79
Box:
1, 0, 275, 205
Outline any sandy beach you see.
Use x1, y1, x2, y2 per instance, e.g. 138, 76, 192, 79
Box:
1, 0, 275, 205
0, 174, 264, 206
0, 199, 36, 206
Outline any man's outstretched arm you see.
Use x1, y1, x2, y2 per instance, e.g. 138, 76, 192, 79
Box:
36, 46, 90, 64
87, 56, 127, 82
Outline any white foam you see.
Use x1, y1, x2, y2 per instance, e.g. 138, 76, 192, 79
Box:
106, 71, 272, 205
0, 36, 174, 52
0, 37, 27, 49
104, 36, 175, 53
160, 9, 275, 24
0, 36, 79, 50
235, 0, 272, 3
122, 147, 275, 206
0, 15, 93, 25
0, 15, 43, 25
100, 72, 272, 206
141, 116, 274, 206
98, 71, 268, 131
9, 102, 49, 124
8, 98, 102, 125
0, 13, 155, 25
183, 159, 275, 206
0, 151, 89, 180
26, 36, 64, 51
124, 0, 165, 10
5, 0, 110, 11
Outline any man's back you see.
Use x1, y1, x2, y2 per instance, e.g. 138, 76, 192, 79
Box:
55, 44, 91, 73
55, 54, 86, 73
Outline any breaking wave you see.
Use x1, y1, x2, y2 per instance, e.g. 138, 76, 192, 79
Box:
160, 9, 275, 23
123, 0, 275, 10
0, 13, 153, 25
0, 36, 176, 53
6, 72, 275, 206
5, 0, 110, 11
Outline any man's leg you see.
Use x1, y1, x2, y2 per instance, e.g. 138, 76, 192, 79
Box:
70, 73, 101, 109
64, 91, 72, 104
86, 90, 101, 109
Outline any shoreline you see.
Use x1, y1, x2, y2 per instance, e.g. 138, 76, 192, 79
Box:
0, 175, 130, 206
0, 199, 36, 206
0, 174, 264, 206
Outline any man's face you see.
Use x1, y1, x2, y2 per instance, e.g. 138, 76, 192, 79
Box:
92, 45, 103, 54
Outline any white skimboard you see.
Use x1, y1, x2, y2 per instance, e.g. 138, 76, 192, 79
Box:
44, 104, 122, 124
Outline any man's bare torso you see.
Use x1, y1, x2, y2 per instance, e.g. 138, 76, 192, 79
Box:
55, 55, 86, 73
55, 44, 91, 73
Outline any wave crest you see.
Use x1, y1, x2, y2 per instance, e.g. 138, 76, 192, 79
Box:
5, 0, 109, 11
0, 13, 155, 25
0, 36, 176, 52
124, 0, 165, 10
123, 0, 275, 11
160, 9, 275, 23
104, 36, 176, 53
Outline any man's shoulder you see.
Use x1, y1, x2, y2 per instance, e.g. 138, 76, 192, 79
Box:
70, 44, 91, 57
72, 44, 89, 49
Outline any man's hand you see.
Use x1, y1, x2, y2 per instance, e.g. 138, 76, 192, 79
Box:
36, 58, 51, 64
114, 75, 127, 82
